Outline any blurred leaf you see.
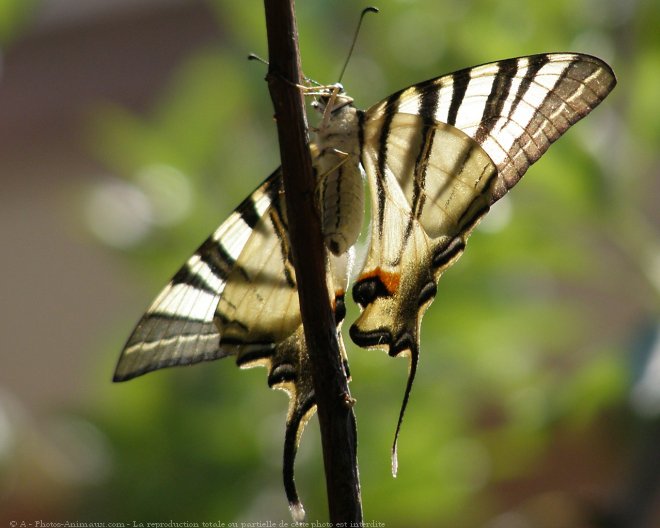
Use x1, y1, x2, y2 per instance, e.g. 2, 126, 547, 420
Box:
0, 0, 36, 44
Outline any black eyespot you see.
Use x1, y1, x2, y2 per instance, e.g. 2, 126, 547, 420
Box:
334, 293, 346, 324
418, 282, 437, 307
352, 276, 391, 307
234, 343, 274, 366
390, 333, 415, 356
268, 363, 297, 387
349, 324, 391, 348
328, 239, 341, 255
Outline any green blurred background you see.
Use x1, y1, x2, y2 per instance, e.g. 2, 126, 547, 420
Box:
1, 0, 658, 526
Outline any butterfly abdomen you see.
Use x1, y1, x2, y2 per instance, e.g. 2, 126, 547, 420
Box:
313, 93, 365, 256
315, 153, 365, 255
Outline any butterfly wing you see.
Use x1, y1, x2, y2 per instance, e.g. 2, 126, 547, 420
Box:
353, 115, 498, 474
392, 53, 617, 201
114, 168, 350, 520
212, 173, 352, 519
352, 53, 616, 473
114, 171, 281, 380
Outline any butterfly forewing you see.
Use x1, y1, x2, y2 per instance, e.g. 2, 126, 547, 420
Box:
114, 172, 281, 381
214, 175, 302, 347
392, 53, 616, 201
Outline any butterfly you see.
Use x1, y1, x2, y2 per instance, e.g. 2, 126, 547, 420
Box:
114, 53, 616, 519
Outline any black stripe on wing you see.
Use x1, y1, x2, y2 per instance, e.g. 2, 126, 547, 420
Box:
374, 93, 401, 237
446, 67, 470, 126
474, 57, 517, 143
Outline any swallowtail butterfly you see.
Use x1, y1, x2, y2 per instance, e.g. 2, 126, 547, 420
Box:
114, 52, 616, 518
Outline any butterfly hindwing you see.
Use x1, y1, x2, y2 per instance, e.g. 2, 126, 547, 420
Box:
352, 113, 499, 473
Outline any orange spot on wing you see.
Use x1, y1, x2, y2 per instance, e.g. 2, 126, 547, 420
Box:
331, 289, 345, 311
358, 267, 400, 295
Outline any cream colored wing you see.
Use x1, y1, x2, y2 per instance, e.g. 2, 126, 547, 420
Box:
353, 115, 497, 474
352, 53, 616, 474
114, 168, 351, 520
374, 53, 616, 201
114, 171, 282, 381
214, 181, 352, 519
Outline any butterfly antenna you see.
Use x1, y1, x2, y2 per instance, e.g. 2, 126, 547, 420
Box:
337, 6, 379, 84
249, 52, 320, 87
247, 52, 268, 65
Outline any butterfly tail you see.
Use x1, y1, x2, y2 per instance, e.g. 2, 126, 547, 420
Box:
391, 341, 419, 477
283, 398, 317, 522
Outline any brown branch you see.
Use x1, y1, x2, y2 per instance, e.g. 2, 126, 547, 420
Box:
262, 0, 362, 523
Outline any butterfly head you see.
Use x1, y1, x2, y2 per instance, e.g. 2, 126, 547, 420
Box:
311, 83, 354, 115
